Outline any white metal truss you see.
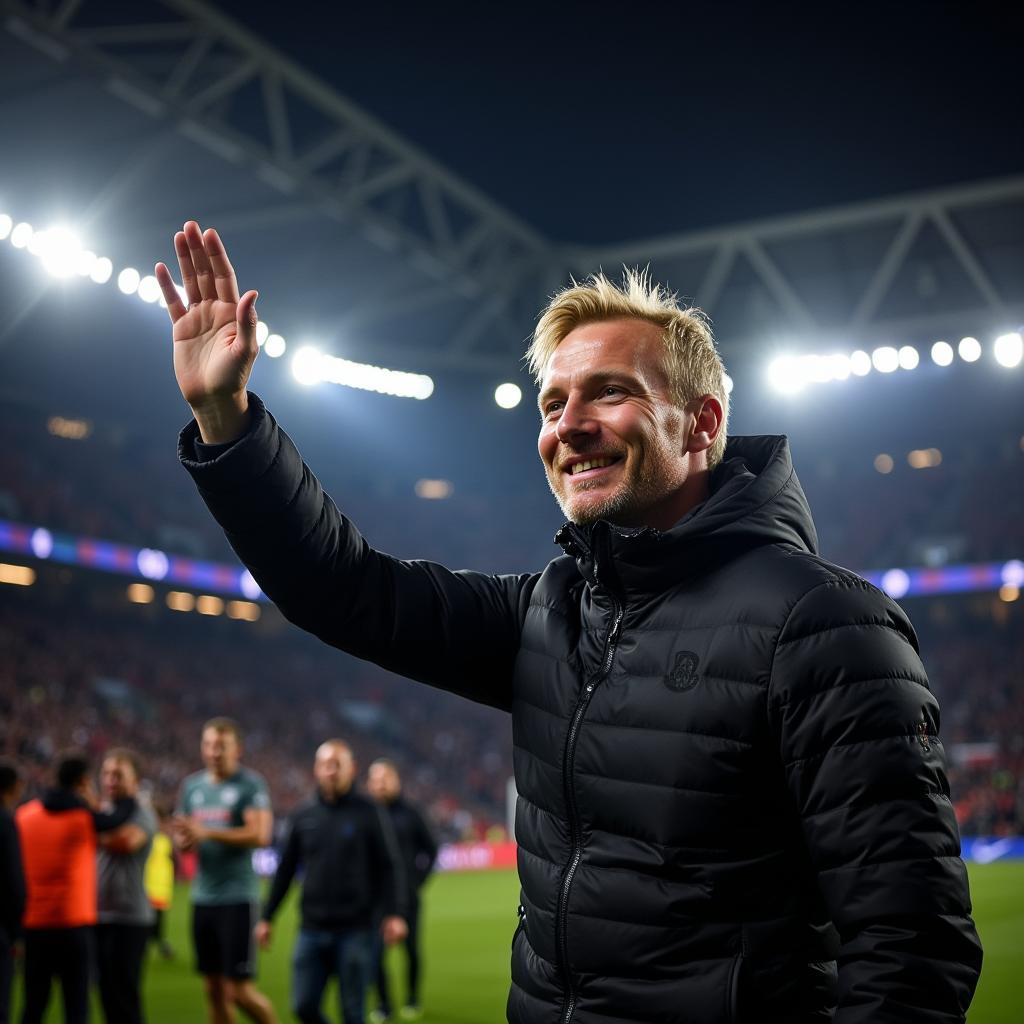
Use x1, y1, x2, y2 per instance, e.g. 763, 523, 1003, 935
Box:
1, 0, 554, 360
569, 175, 1024, 353
3, 0, 1023, 372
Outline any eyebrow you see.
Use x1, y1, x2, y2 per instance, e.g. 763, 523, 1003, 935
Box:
537, 370, 643, 410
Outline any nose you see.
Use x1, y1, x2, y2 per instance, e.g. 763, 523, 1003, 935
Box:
555, 394, 598, 445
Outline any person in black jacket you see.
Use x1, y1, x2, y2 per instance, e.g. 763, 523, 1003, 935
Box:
0, 759, 25, 1024
158, 224, 982, 1023
367, 759, 438, 1022
254, 740, 407, 1024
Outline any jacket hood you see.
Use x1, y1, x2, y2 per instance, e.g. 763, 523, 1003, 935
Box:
556, 434, 818, 597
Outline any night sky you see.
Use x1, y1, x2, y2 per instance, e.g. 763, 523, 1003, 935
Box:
215, 0, 1024, 242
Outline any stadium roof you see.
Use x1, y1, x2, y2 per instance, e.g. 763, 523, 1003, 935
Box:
1, 0, 1022, 386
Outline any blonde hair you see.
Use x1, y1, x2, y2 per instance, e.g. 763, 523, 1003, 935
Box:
527, 269, 729, 469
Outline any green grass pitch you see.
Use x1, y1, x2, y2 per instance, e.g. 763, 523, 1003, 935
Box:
22, 862, 1022, 1022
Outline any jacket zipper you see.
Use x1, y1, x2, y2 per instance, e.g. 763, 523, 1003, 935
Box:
557, 555, 624, 1024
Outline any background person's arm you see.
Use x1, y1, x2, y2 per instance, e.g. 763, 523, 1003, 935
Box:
769, 578, 983, 1023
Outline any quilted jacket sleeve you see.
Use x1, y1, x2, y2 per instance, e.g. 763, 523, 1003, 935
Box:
767, 574, 983, 1023
178, 394, 532, 711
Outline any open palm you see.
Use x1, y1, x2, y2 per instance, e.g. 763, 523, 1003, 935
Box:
155, 221, 259, 410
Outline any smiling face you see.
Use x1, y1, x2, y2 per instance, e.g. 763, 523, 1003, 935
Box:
538, 319, 716, 531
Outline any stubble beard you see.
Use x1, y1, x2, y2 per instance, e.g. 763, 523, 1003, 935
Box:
548, 450, 669, 528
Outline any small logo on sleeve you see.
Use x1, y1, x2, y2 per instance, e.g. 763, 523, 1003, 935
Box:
665, 651, 700, 692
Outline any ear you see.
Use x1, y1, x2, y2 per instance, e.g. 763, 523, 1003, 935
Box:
685, 395, 724, 457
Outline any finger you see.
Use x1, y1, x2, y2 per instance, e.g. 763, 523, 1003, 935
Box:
236, 289, 260, 347
155, 263, 187, 322
174, 232, 201, 307
203, 228, 240, 304
183, 220, 217, 301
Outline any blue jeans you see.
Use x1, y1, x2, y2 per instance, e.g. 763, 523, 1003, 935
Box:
292, 927, 373, 1024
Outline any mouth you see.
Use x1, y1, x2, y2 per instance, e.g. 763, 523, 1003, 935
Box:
562, 455, 623, 481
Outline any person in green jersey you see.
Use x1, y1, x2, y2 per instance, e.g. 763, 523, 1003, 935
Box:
174, 718, 278, 1024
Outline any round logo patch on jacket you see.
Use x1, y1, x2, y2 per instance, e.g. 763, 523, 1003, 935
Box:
665, 651, 700, 692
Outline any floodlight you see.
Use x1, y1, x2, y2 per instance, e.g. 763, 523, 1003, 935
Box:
931, 341, 954, 366
137, 548, 169, 581
10, 222, 33, 249
256, 321, 269, 345
993, 332, 1023, 369
291, 346, 324, 386
897, 345, 919, 370
871, 347, 899, 373
958, 336, 981, 362
494, 382, 522, 409
827, 354, 851, 381
117, 267, 141, 295
767, 356, 805, 394
30, 528, 53, 559
239, 570, 262, 600
723, 373, 734, 395
0, 214, 11, 240
37, 227, 82, 278
264, 334, 286, 358
1002, 560, 1024, 588
90, 257, 113, 284
137, 275, 161, 303
849, 350, 871, 376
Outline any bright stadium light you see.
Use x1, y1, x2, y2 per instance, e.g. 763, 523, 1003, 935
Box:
256, 321, 270, 346
881, 568, 911, 599
1001, 560, 1024, 588
263, 334, 286, 358
117, 267, 141, 295
136, 275, 161, 304
767, 356, 805, 394
723, 372, 734, 394
90, 257, 113, 284
898, 345, 919, 370
871, 346, 899, 373
494, 382, 522, 409
849, 350, 872, 376
0, 214, 12, 240
931, 340, 954, 366
36, 227, 83, 278
316, 352, 434, 399
993, 332, 1023, 369
958, 336, 981, 362
827, 354, 851, 381
10, 222, 33, 249
291, 346, 324, 386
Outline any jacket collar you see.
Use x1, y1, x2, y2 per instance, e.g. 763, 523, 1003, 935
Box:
555, 435, 818, 600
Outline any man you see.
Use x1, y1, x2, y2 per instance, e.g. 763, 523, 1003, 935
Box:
174, 718, 277, 1024
367, 759, 437, 1022
255, 740, 407, 1024
158, 224, 982, 1022
0, 760, 25, 1024
95, 749, 157, 1024
16, 751, 136, 1024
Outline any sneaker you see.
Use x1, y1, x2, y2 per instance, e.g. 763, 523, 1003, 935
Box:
367, 1011, 391, 1023
399, 1008, 423, 1021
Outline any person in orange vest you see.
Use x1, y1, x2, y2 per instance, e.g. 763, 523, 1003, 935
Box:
15, 750, 136, 1024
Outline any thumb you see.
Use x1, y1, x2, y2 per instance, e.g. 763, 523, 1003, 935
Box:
236, 290, 259, 346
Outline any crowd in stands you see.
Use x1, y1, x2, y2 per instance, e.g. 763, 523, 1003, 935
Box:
0, 403, 1021, 841
0, 605, 511, 844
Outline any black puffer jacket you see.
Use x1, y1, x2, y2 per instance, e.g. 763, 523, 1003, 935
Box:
180, 395, 982, 1024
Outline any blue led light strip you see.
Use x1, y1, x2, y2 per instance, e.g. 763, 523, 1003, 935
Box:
0, 519, 265, 601
0, 518, 1021, 602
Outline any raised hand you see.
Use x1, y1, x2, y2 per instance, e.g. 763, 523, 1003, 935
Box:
156, 221, 259, 443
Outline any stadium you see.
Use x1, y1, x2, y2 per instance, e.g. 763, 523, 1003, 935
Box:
0, 2, 1021, 1022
